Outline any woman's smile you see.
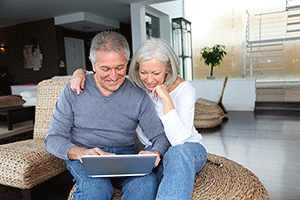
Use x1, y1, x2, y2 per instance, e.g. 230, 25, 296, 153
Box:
146, 83, 157, 89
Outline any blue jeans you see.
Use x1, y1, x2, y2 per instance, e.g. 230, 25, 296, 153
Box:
66, 145, 158, 200
155, 142, 207, 200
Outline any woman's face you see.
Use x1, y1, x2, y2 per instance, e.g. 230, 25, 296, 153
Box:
138, 57, 169, 91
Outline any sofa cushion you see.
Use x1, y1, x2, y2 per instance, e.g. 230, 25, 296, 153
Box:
0, 95, 26, 108
20, 90, 37, 98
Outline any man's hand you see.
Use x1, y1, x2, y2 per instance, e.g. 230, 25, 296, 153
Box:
68, 146, 115, 163
139, 150, 161, 168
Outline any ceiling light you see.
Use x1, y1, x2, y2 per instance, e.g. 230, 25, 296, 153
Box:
0, 44, 7, 51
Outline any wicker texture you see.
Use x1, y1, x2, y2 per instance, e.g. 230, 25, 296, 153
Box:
194, 77, 228, 128
194, 114, 222, 129
195, 98, 228, 118
0, 95, 26, 108
68, 153, 269, 200
0, 78, 71, 189
192, 153, 269, 199
194, 77, 228, 119
34, 78, 71, 140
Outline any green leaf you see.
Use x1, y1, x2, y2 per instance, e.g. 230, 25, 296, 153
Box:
200, 44, 227, 76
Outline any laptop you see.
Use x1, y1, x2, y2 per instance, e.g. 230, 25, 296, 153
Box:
81, 154, 157, 178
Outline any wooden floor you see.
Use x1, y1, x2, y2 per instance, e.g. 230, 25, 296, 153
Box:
0, 121, 34, 143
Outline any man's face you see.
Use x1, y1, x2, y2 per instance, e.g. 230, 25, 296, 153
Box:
90, 50, 127, 96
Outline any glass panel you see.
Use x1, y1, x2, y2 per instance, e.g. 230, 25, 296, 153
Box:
185, 58, 193, 81
145, 15, 152, 39
187, 23, 191, 32
146, 13, 160, 38
182, 29, 189, 56
179, 58, 184, 78
173, 28, 182, 56
172, 18, 193, 80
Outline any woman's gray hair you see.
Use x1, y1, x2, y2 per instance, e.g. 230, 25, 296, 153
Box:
128, 38, 180, 88
89, 31, 130, 64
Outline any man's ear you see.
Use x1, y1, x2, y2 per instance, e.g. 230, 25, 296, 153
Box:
89, 57, 96, 72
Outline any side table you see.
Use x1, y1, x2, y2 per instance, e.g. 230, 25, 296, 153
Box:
0, 106, 35, 131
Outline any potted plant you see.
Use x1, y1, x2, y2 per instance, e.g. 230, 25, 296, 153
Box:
200, 44, 227, 79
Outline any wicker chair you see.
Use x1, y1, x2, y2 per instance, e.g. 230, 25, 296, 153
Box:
0, 78, 71, 200
195, 76, 228, 118
194, 77, 228, 129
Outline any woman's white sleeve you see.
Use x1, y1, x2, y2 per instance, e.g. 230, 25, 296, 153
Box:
160, 87, 196, 146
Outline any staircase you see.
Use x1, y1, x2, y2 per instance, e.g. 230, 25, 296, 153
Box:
242, 1, 300, 116
245, 40, 285, 81
242, 0, 300, 82
255, 101, 300, 116
287, 0, 300, 35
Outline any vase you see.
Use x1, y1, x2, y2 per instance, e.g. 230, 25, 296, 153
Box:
207, 76, 217, 80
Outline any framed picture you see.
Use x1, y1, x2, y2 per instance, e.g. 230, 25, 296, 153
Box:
23, 44, 42, 70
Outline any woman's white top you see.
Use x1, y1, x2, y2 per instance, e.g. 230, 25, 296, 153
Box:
136, 81, 203, 147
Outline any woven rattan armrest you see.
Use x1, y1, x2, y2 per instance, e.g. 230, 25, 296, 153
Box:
0, 139, 66, 189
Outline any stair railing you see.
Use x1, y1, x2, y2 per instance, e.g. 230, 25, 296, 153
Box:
242, 10, 250, 78
243, 10, 288, 80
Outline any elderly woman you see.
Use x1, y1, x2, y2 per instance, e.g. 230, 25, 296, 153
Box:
71, 37, 207, 200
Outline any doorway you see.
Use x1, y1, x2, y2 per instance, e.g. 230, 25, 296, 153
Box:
64, 37, 86, 75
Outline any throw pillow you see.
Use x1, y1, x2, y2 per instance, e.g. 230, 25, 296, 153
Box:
0, 95, 26, 108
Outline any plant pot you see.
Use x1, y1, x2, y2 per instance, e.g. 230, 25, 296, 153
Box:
207, 76, 217, 80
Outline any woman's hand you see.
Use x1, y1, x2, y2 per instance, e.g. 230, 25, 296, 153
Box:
152, 85, 175, 114
70, 69, 87, 94
152, 84, 170, 101
139, 150, 161, 168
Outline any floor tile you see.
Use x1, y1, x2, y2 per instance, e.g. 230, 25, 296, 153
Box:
202, 111, 300, 200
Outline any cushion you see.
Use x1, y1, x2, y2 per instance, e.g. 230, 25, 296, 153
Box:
20, 90, 37, 98
0, 95, 26, 108
23, 97, 37, 107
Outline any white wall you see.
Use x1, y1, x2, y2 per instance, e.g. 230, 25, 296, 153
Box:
130, 0, 184, 54
189, 78, 256, 111
130, 3, 147, 54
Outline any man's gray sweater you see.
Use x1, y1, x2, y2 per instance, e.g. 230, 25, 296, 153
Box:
44, 74, 170, 160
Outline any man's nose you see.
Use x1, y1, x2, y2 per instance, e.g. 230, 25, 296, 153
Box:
109, 69, 117, 80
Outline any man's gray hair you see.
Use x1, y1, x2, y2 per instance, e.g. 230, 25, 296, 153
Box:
89, 31, 130, 64
128, 37, 180, 88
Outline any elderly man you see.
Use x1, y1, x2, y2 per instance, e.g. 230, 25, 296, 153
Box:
44, 31, 170, 200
